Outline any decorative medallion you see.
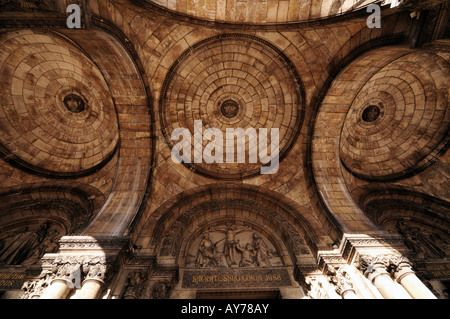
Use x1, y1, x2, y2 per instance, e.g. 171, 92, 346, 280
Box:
220, 100, 240, 118
63, 94, 86, 113
361, 104, 381, 122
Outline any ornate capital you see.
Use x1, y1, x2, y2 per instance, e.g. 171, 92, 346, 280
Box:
357, 252, 416, 282
389, 255, 415, 281
327, 266, 354, 296
358, 254, 390, 276
42, 254, 109, 288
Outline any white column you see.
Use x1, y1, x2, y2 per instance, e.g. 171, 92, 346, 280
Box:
360, 254, 412, 299
367, 268, 410, 299
391, 256, 437, 299
40, 279, 72, 299
395, 269, 437, 299
74, 279, 103, 299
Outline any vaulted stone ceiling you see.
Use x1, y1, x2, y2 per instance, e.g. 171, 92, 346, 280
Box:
143, 0, 395, 24
0, 0, 448, 281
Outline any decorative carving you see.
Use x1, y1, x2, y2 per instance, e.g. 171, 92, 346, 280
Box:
220, 100, 239, 118
0, 222, 60, 266
21, 270, 54, 299
252, 233, 273, 267
41, 254, 109, 289
326, 266, 354, 296
63, 94, 86, 113
82, 257, 108, 283
215, 224, 250, 267
151, 280, 171, 299
358, 254, 392, 275
305, 276, 328, 299
0, 0, 56, 11
357, 252, 419, 283
389, 255, 415, 281
195, 230, 223, 268
362, 104, 381, 122
187, 225, 280, 268
123, 271, 148, 299
235, 242, 256, 267
397, 221, 447, 260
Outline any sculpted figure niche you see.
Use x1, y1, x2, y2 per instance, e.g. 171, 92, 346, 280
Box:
189, 225, 280, 268
0, 222, 61, 266
397, 221, 449, 260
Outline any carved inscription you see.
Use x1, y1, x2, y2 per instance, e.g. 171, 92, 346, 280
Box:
0, 272, 26, 290
182, 268, 292, 289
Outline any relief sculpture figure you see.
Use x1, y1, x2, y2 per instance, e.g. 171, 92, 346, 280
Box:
252, 232, 272, 267
0, 222, 52, 265
235, 241, 256, 267
214, 224, 249, 267
195, 231, 223, 267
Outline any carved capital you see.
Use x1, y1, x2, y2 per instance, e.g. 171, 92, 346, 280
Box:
329, 266, 355, 296
81, 256, 109, 284
358, 254, 390, 276
43, 254, 109, 288
389, 255, 415, 282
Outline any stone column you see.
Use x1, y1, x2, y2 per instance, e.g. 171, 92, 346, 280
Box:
391, 256, 437, 299
74, 257, 109, 299
40, 279, 72, 299
40, 262, 80, 299
359, 254, 411, 299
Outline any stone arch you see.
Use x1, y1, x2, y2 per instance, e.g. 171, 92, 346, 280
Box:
0, 182, 102, 266
359, 188, 450, 233
0, 20, 156, 238
359, 188, 450, 260
138, 183, 338, 267
307, 40, 450, 234
53, 25, 156, 238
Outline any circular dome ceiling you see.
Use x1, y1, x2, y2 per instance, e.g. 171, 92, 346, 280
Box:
340, 51, 450, 181
160, 34, 304, 180
0, 30, 119, 177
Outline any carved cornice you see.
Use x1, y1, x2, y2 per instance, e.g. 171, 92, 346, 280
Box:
317, 233, 407, 271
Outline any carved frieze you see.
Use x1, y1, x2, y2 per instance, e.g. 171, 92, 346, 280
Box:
185, 225, 282, 269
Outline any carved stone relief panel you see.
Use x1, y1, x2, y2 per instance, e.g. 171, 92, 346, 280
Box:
395, 221, 449, 260
185, 224, 283, 268
0, 222, 63, 266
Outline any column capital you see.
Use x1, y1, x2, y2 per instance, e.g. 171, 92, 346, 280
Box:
389, 255, 415, 282
327, 266, 355, 296
358, 254, 390, 277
